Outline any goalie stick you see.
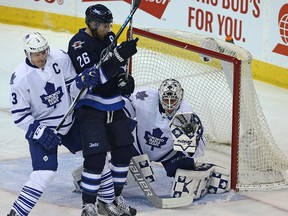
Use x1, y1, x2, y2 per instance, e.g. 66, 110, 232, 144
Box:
55, 0, 142, 131
129, 157, 194, 209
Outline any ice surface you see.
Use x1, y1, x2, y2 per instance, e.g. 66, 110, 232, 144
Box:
0, 23, 287, 216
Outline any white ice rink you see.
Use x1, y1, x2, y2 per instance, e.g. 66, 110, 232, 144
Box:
0, 23, 288, 216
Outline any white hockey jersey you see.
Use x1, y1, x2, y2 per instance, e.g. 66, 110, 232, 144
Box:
124, 87, 206, 162
10, 49, 78, 135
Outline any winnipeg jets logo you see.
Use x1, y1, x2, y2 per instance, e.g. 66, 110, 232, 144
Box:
135, 91, 148, 100
72, 40, 85, 50
40, 82, 64, 108
144, 128, 168, 150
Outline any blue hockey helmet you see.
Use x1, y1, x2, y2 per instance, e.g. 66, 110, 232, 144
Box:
85, 4, 113, 25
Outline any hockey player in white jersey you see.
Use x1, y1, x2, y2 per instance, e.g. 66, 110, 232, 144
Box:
124, 78, 206, 177
6, 32, 98, 216
124, 79, 230, 201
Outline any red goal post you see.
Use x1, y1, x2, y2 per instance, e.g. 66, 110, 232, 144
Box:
127, 27, 288, 191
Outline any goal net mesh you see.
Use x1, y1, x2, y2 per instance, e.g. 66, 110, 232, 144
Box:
128, 27, 288, 190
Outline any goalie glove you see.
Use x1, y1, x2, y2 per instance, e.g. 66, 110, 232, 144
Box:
25, 120, 61, 151
170, 112, 204, 153
112, 38, 139, 66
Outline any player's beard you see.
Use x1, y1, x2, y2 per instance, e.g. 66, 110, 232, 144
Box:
92, 30, 105, 41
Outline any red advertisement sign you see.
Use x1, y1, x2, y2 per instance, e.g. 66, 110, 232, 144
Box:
123, 0, 169, 19
81, 0, 170, 19
272, 4, 288, 56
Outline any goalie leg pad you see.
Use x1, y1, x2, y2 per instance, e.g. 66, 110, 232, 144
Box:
125, 154, 156, 188
71, 165, 83, 193
171, 163, 214, 200
208, 166, 230, 194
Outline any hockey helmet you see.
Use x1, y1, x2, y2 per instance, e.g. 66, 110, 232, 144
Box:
23, 32, 49, 62
159, 78, 184, 117
85, 4, 113, 26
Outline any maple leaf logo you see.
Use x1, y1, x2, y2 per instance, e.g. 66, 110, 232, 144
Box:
144, 128, 168, 150
40, 82, 64, 108
135, 90, 148, 100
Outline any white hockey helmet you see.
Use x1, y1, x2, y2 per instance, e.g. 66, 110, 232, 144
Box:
159, 78, 184, 117
23, 32, 49, 62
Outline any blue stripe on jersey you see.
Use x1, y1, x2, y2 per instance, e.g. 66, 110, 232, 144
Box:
14, 112, 32, 124
11, 107, 30, 114
76, 93, 125, 111
50, 120, 73, 130
76, 99, 125, 111
65, 78, 75, 85
38, 114, 65, 121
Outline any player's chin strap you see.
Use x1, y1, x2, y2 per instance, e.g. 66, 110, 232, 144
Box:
129, 155, 194, 208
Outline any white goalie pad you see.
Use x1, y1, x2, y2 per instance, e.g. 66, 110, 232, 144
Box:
171, 163, 214, 200
170, 112, 204, 153
125, 154, 156, 188
71, 165, 83, 193
208, 166, 230, 194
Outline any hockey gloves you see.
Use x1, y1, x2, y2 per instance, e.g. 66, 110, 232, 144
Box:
118, 73, 135, 95
112, 38, 139, 66
25, 120, 61, 151
75, 65, 100, 89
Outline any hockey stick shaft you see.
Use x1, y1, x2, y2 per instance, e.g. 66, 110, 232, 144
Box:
55, 0, 141, 132
129, 157, 193, 208
125, 0, 135, 80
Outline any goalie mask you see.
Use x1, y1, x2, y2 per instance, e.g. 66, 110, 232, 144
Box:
23, 32, 49, 64
159, 78, 184, 118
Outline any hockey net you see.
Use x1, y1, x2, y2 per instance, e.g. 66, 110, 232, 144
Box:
128, 27, 288, 191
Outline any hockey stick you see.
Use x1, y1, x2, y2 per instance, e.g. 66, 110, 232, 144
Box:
125, 0, 135, 80
129, 157, 194, 209
55, 0, 141, 131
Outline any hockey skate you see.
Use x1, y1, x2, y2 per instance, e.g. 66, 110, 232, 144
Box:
81, 203, 98, 216
7, 209, 19, 216
97, 199, 130, 216
114, 196, 137, 216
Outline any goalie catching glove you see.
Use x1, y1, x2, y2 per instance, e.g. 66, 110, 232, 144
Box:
25, 120, 61, 151
75, 65, 100, 89
118, 73, 135, 95
112, 38, 139, 66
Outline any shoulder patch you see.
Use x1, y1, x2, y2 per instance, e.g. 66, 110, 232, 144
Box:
72, 41, 85, 50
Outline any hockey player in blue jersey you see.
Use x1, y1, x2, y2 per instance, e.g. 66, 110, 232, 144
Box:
68, 4, 138, 216
7, 32, 93, 216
